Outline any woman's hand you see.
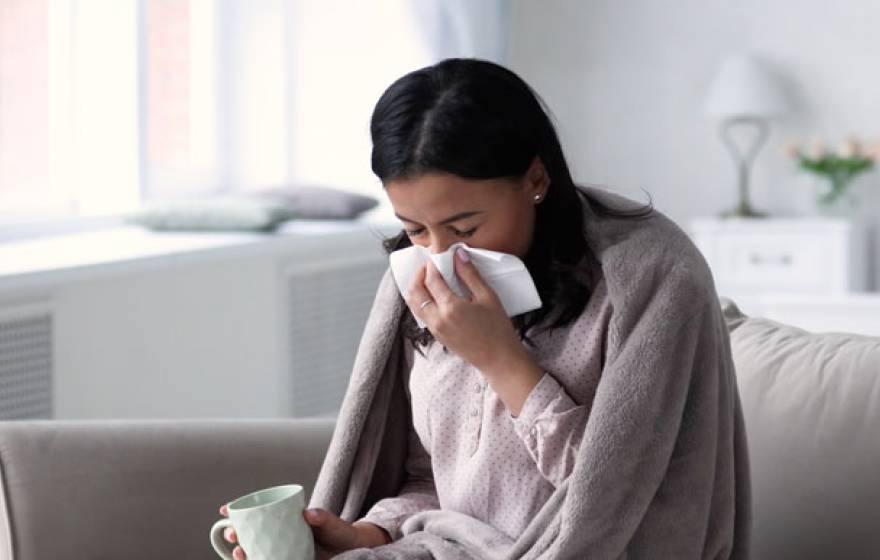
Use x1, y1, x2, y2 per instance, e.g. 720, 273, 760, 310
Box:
405, 248, 544, 414
218, 503, 247, 560
218, 504, 389, 560
304, 508, 391, 559
406, 248, 521, 371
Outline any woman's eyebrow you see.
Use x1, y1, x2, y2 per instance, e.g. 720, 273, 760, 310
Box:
394, 210, 484, 225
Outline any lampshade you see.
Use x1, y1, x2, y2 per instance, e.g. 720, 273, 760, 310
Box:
703, 53, 789, 119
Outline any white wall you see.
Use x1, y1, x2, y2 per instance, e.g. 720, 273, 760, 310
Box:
507, 0, 880, 289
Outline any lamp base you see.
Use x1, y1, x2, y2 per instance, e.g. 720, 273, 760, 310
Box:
716, 116, 772, 220
720, 206, 768, 219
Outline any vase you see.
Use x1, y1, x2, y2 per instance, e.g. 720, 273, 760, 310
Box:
810, 178, 860, 218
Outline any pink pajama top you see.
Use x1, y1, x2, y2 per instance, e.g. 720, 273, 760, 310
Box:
358, 265, 613, 541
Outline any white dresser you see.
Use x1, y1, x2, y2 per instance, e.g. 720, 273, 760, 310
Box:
690, 217, 870, 317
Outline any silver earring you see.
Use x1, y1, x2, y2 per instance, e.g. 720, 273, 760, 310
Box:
533, 193, 543, 203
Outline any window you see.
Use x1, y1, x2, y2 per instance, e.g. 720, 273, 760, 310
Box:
147, 0, 192, 191
0, 0, 504, 229
146, 0, 221, 199
0, 0, 140, 224
0, 0, 213, 225
0, 0, 62, 219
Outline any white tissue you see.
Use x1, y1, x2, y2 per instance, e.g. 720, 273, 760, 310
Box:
388, 242, 542, 329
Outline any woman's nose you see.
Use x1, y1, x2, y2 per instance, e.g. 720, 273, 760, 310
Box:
428, 235, 453, 255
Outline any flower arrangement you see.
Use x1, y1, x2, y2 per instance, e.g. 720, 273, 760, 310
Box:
783, 136, 877, 208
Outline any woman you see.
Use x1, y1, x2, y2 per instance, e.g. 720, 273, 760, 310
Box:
222, 58, 749, 559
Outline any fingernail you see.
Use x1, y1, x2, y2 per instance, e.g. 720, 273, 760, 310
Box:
305, 508, 322, 521
225, 527, 236, 542
456, 248, 470, 262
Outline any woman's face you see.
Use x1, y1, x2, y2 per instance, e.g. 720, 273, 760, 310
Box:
385, 161, 549, 258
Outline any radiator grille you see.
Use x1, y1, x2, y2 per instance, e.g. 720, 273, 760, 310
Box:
286, 257, 388, 417
0, 308, 53, 419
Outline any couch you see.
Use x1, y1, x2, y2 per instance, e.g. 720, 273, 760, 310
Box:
0, 299, 878, 559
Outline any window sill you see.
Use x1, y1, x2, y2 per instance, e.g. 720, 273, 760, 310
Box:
0, 213, 130, 243
0, 216, 398, 294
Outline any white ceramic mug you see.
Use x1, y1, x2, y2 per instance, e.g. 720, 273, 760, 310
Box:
210, 484, 315, 560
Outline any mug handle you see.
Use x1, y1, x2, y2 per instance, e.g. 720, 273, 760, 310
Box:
209, 518, 237, 560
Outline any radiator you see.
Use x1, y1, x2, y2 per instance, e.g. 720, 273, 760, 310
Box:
0, 300, 53, 419
285, 255, 388, 417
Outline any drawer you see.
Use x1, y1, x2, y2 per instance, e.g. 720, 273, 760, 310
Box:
713, 232, 839, 293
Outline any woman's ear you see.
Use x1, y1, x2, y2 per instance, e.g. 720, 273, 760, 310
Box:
525, 156, 550, 199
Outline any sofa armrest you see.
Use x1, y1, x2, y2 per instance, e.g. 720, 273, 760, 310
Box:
0, 418, 334, 560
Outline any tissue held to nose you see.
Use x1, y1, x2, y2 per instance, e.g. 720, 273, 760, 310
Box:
389, 242, 542, 329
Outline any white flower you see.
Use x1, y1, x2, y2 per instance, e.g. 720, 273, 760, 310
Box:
781, 142, 800, 158
808, 138, 825, 160
837, 137, 861, 159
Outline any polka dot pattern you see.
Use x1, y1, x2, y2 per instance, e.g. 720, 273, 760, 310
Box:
361, 262, 613, 540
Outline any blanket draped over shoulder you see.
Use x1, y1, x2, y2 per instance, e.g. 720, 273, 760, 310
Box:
309, 186, 751, 559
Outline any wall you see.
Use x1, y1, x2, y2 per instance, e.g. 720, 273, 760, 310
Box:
507, 0, 880, 289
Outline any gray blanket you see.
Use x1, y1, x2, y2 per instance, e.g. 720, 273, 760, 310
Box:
309, 186, 751, 559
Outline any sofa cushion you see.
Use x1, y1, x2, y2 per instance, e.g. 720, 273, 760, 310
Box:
0, 419, 334, 560
721, 298, 880, 560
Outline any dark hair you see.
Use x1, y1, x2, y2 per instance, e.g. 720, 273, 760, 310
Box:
370, 58, 653, 350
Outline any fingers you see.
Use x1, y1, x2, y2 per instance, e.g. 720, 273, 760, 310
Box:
405, 264, 436, 324
405, 252, 500, 332
315, 544, 334, 560
422, 260, 456, 304
223, 528, 246, 559
220, 503, 246, 558
406, 263, 431, 304
453, 248, 492, 300
303, 508, 359, 550
406, 260, 463, 316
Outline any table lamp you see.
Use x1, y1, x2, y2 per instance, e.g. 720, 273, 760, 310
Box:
703, 53, 789, 218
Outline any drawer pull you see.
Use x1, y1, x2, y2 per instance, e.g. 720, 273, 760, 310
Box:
748, 253, 793, 266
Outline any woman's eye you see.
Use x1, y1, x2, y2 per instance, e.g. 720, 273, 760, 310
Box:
403, 226, 476, 237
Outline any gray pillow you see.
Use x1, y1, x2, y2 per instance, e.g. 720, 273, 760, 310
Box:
125, 186, 379, 232
253, 185, 378, 219
125, 196, 299, 232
